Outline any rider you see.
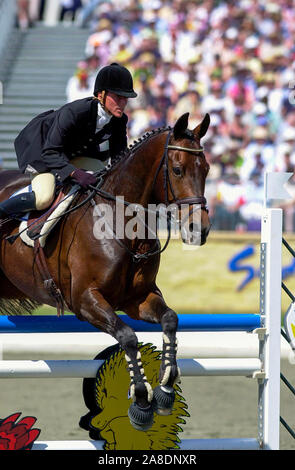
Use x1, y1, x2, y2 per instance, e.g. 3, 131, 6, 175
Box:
0, 62, 137, 218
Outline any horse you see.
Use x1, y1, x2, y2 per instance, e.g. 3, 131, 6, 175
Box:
0, 112, 211, 431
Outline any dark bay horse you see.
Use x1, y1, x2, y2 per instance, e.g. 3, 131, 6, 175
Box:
0, 112, 210, 430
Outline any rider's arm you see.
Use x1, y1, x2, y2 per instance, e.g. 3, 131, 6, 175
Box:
41, 106, 78, 182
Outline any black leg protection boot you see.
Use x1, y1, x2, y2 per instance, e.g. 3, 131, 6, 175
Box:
0, 192, 36, 218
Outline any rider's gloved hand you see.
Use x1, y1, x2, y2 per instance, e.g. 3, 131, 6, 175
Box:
71, 169, 97, 189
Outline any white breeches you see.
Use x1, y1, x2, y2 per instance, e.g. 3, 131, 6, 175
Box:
31, 173, 56, 210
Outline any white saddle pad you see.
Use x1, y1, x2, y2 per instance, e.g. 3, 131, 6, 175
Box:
12, 186, 76, 248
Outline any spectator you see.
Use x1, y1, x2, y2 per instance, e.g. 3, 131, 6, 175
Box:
17, 0, 33, 30
59, 0, 82, 22
276, 128, 295, 171
65, 0, 295, 232
212, 173, 245, 231
227, 109, 250, 147
66, 60, 95, 102
280, 173, 295, 232
240, 127, 275, 182
78, 0, 110, 28
239, 171, 264, 231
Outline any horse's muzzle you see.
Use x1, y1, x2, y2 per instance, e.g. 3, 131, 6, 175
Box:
181, 222, 210, 246
200, 225, 211, 245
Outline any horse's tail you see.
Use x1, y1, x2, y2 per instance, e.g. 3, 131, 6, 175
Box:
0, 297, 41, 315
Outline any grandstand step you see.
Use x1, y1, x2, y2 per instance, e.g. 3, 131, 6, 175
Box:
1, 106, 57, 115
13, 58, 82, 66
0, 124, 25, 133
17, 40, 87, 47
1, 160, 18, 170
0, 133, 19, 142
3, 98, 65, 107
6, 82, 71, 90
0, 153, 18, 169
0, 115, 34, 124
3, 91, 66, 100
9, 75, 74, 84
11, 73, 77, 82
0, 142, 15, 150
0, 151, 16, 158
14, 58, 81, 66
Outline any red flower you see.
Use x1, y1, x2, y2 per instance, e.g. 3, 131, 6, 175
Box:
0, 413, 40, 450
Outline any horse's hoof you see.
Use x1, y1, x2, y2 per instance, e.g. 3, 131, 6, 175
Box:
128, 402, 154, 431
153, 385, 175, 415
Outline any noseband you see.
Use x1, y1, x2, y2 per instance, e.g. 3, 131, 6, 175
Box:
152, 130, 208, 212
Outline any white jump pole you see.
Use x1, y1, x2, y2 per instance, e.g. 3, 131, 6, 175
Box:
0, 358, 262, 378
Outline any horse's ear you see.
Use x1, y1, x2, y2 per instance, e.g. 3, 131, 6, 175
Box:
193, 113, 210, 139
173, 113, 189, 139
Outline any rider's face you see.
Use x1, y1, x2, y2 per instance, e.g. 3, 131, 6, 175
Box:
99, 91, 128, 117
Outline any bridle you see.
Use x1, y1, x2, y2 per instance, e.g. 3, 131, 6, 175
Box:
151, 129, 208, 212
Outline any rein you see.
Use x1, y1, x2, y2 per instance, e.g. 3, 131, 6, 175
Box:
90, 129, 208, 263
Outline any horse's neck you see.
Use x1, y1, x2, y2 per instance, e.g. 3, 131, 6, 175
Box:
105, 135, 165, 206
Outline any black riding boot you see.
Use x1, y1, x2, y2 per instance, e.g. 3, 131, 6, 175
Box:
0, 192, 36, 218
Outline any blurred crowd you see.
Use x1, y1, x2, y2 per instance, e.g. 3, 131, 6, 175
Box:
16, 0, 47, 29
65, 0, 295, 232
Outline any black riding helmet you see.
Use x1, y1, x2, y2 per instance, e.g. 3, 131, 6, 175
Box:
94, 63, 137, 98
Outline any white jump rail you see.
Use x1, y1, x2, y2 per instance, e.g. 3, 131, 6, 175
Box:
0, 358, 262, 378
0, 331, 291, 359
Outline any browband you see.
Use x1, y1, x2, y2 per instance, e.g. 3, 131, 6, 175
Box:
167, 145, 204, 153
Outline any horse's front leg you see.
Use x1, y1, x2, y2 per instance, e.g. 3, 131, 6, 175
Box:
125, 290, 180, 415
77, 287, 154, 431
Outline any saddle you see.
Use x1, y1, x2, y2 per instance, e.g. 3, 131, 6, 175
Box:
19, 185, 77, 248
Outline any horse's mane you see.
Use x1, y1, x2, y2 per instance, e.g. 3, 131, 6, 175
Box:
103, 125, 172, 174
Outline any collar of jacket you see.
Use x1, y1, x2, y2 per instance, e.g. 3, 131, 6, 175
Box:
89, 98, 100, 134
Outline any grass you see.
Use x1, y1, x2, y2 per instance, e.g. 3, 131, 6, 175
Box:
33, 232, 295, 317
157, 236, 261, 314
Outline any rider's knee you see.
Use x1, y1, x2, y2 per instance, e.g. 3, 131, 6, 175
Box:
31, 173, 56, 210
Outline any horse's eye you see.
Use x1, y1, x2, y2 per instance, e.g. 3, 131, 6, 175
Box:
172, 167, 182, 176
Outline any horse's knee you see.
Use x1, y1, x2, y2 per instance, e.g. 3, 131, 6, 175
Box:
161, 309, 178, 333
116, 326, 138, 352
